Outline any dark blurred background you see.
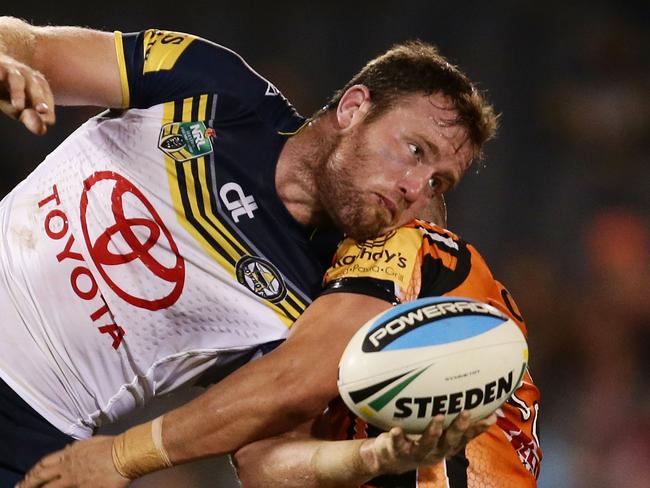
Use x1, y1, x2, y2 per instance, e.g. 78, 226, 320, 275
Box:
2, 1, 649, 487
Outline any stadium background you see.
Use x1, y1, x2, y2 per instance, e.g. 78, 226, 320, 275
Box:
1, 1, 648, 487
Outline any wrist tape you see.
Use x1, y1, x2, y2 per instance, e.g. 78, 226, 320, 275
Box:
111, 415, 173, 479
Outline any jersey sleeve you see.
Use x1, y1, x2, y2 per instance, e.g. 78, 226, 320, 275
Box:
113, 30, 297, 123
321, 227, 424, 304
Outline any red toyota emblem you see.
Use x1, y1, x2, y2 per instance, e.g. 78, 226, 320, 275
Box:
80, 171, 185, 310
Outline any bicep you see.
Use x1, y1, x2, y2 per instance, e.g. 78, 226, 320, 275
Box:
32, 26, 122, 107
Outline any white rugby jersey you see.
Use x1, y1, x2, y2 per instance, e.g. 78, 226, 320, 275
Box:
0, 30, 339, 438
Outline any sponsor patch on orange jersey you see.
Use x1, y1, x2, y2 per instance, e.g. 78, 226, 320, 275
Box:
324, 228, 421, 294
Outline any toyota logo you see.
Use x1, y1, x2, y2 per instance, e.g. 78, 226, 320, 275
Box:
80, 171, 185, 310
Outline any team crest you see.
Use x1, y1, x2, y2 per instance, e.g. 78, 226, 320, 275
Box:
235, 255, 287, 303
158, 121, 215, 162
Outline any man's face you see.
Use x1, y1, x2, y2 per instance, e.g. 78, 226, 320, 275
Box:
316, 92, 473, 241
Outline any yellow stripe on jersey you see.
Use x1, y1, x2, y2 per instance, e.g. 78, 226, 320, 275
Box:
194, 157, 246, 258
181, 158, 244, 263
113, 31, 131, 108
182, 95, 249, 262
162, 100, 221, 266
197, 93, 208, 128
163, 96, 306, 327
278, 291, 304, 322
181, 96, 193, 122
142, 30, 195, 74
167, 97, 242, 271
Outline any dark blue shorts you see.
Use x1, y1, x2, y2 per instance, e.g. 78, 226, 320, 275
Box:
0, 376, 74, 486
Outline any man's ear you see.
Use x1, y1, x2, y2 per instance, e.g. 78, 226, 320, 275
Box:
336, 84, 372, 131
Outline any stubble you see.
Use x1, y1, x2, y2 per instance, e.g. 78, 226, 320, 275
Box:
314, 131, 390, 241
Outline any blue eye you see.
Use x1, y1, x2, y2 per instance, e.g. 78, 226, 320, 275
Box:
408, 143, 421, 157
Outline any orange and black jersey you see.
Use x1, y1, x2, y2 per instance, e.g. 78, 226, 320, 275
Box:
321, 220, 542, 487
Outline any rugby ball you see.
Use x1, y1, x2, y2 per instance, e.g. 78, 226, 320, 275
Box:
337, 296, 528, 433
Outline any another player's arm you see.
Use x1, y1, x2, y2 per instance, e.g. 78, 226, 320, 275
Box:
19, 293, 394, 487
162, 292, 392, 461
0, 16, 121, 133
233, 411, 496, 487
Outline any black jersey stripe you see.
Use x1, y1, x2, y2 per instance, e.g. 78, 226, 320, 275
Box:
165, 96, 305, 325
175, 96, 244, 264
174, 98, 184, 123
446, 449, 469, 488
281, 294, 305, 319
176, 96, 252, 262
419, 230, 472, 297
191, 92, 200, 120
190, 158, 246, 256
162, 101, 242, 280
175, 159, 237, 267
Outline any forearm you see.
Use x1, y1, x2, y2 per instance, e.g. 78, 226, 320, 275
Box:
162, 343, 336, 462
312, 439, 380, 487
0, 16, 120, 107
235, 435, 377, 488
234, 413, 497, 488
0, 17, 37, 63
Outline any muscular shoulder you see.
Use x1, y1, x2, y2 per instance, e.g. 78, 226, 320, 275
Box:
116, 29, 300, 126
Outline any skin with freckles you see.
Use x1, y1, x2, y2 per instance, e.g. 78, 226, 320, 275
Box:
312, 91, 474, 241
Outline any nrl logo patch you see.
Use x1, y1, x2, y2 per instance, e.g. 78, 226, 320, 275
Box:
158, 121, 215, 162
235, 255, 287, 304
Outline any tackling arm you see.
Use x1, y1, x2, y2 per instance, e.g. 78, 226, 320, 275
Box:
19, 293, 393, 487
162, 292, 392, 462
233, 409, 496, 487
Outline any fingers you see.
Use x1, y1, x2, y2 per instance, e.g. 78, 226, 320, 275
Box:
434, 411, 497, 460
374, 427, 402, 461
438, 410, 471, 455
26, 71, 55, 125
368, 411, 498, 475
0, 65, 26, 112
19, 108, 47, 135
16, 450, 65, 488
390, 427, 415, 457
418, 415, 445, 450
0, 55, 55, 134
462, 413, 496, 441
18, 70, 55, 134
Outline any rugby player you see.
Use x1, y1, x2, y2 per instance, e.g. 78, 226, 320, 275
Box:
0, 17, 497, 487
234, 197, 542, 487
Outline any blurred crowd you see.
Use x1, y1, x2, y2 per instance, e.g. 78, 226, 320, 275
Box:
489, 4, 650, 487
1, 1, 648, 487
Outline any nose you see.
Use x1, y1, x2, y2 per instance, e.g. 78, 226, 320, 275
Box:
397, 166, 434, 203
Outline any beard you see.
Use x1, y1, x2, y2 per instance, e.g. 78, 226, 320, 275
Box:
314, 130, 391, 242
